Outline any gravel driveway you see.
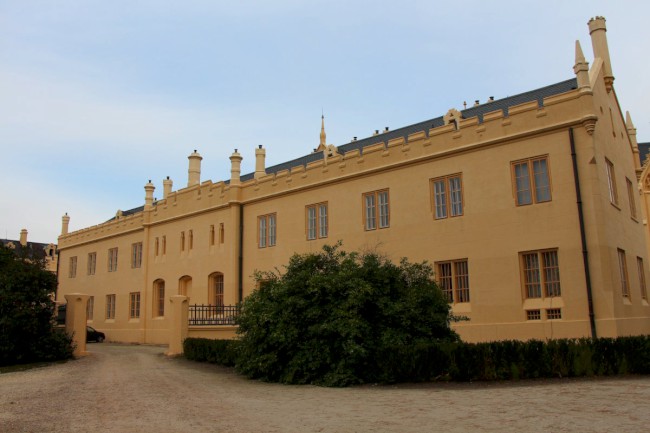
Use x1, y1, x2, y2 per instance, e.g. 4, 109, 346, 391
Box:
1, 343, 649, 432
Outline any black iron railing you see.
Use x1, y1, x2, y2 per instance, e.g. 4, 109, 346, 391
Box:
189, 304, 240, 326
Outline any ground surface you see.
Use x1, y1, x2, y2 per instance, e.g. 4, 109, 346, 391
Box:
1, 343, 649, 433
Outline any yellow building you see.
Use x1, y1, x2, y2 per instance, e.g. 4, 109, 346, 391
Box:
56, 17, 650, 344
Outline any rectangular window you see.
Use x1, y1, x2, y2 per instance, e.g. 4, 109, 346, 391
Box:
162, 236, 166, 255
210, 225, 215, 246
258, 213, 277, 248
106, 294, 116, 320
432, 174, 463, 219
364, 189, 389, 230
546, 308, 562, 320
131, 242, 143, 268
306, 202, 328, 240
155, 237, 159, 256
512, 156, 551, 206
69, 256, 77, 278
180, 231, 185, 252
108, 248, 118, 272
520, 249, 561, 299
436, 259, 470, 303
219, 223, 225, 244
526, 309, 541, 320
87, 296, 94, 321
618, 248, 630, 298
606, 158, 619, 206
638, 257, 648, 301
626, 178, 637, 219
129, 292, 141, 319
87, 252, 96, 275
189, 230, 193, 250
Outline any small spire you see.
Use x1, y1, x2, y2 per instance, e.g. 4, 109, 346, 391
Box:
574, 40, 590, 90
317, 114, 327, 152
626, 111, 635, 130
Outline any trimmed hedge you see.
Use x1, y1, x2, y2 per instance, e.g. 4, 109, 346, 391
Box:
184, 335, 650, 385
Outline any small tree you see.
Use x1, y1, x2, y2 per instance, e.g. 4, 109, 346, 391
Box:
235, 244, 458, 386
0, 244, 73, 366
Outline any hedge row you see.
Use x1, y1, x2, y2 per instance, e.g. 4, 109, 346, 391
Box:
184, 336, 650, 384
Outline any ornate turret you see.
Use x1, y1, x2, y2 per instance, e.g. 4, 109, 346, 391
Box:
144, 180, 155, 209
61, 213, 70, 236
230, 149, 242, 186
187, 150, 202, 187
588, 16, 614, 92
163, 176, 173, 199
255, 145, 266, 179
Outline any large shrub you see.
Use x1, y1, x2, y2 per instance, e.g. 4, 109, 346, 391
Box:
235, 244, 458, 386
0, 244, 74, 366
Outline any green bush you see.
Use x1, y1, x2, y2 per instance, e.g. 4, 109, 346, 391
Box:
0, 244, 74, 366
184, 338, 239, 366
184, 335, 650, 385
234, 244, 458, 386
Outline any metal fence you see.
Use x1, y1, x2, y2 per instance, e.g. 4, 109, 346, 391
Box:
188, 304, 240, 326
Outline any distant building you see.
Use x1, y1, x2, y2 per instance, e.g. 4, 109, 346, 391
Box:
56, 17, 650, 344
2, 228, 58, 273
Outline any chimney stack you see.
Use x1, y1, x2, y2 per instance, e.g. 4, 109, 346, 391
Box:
61, 213, 70, 236
588, 16, 614, 91
187, 150, 202, 187
144, 180, 155, 209
230, 149, 243, 186
255, 145, 266, 179
163, 176, 173, 199
19, 229, 27, 246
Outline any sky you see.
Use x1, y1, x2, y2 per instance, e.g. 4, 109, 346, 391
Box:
2, 0, 650, 244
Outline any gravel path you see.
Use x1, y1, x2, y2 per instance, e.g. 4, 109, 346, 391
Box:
1, 343, 649, 432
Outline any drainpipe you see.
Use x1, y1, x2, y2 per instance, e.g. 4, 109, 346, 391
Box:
238, 203, 244, 303
569, 127, 597, 338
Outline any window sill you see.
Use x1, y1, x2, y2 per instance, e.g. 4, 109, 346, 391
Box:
610, 202, 621, 211
451, 303, 472, 313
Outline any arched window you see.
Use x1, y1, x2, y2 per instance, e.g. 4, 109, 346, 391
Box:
179, 275, 192, 298
153, 279, 165, 317
209, 273, 224, 306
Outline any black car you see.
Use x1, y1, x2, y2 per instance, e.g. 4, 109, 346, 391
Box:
86, 326, 105, 343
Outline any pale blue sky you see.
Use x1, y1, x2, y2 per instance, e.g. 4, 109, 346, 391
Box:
2, 1, 649, 243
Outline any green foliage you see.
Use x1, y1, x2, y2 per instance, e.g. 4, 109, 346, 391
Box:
234, 244, 458, 386
0, 244, 74, 366
185, 335, 650, 385
183, 338, 240, 366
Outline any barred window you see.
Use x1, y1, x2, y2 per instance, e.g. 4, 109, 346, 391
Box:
526, 309, 541, 320
153, 280, 165, 317
546, 308, 562, 320
638, 257, 648, 301
606, 158, 618, 206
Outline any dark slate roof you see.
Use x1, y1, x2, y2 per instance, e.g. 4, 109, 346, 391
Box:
113, 78, 578, 218
242, 78, 578, 180
1, 239, 55, 261
105, 205, 148, 222
639, 142, 650, 166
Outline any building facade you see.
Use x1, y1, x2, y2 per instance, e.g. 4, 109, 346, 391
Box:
2, 229, 58, 274
56, 17, 650, 344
